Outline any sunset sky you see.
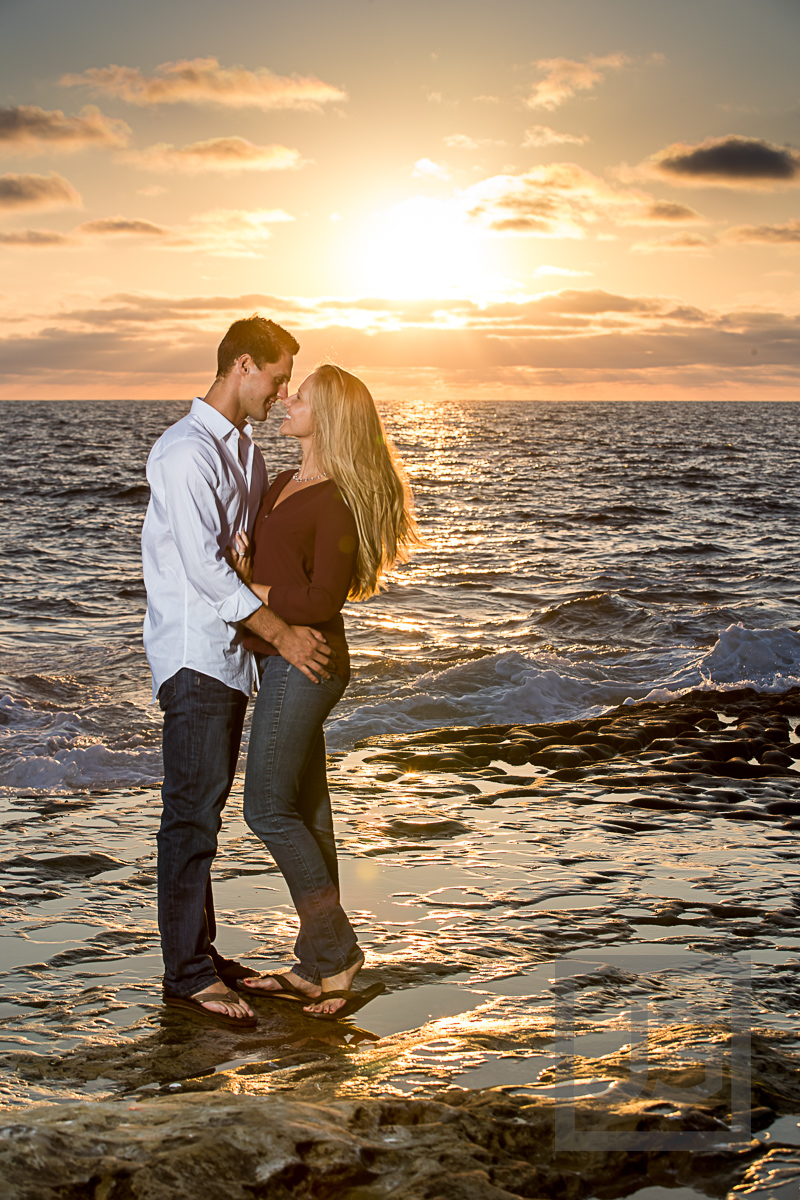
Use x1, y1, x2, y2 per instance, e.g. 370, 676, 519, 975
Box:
1, 0, 799, 400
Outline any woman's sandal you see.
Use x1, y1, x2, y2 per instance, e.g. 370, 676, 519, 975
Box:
304, 982, 386, 1021
163, 986, 257, 1029
236, 974, 317, 1003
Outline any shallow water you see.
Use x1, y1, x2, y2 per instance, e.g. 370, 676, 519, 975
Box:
1, 729, 799, 1105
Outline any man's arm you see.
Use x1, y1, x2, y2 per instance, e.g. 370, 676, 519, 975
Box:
242, 604, 333, 683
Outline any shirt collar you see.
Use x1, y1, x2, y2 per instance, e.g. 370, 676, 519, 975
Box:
190, 397, 252, 444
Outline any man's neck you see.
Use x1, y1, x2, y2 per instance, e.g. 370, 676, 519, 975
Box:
202, 377, 246, 429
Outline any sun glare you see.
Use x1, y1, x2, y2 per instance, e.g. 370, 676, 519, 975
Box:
357, 197, 499, 300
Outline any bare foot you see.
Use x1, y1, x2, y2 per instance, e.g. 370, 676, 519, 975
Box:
240, 970, 321, 999
192, 980, 255, 1020
303, 954, 365, 1017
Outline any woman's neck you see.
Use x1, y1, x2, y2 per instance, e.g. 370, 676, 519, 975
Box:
295, 435, 325, 480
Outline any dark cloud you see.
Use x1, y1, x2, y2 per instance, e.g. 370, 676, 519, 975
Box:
632, 233, 714, 253
644, 136, 800, 188
0, 105, 129, 151
0, 172, 81, 211
641, 201, 704, 223
75, 217, 169, 237
725, 220, 800, 244
0, 229, 71, 247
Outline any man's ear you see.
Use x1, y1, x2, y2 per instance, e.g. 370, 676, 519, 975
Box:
236, 353, 253, 375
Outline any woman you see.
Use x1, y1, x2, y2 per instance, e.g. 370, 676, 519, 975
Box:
229, 364, 418, 1019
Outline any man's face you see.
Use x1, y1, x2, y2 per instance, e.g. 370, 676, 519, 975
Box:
238, 351, 293, 424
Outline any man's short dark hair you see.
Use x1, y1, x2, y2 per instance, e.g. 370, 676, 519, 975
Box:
216, 315, 300, 378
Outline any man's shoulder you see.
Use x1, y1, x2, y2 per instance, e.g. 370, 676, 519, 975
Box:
150, 411, 221, 467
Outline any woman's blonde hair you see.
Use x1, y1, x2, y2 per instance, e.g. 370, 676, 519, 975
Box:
307, 364, 420, 600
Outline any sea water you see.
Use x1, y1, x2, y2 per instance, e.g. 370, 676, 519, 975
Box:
1, 398, 799, 791
1, 399, 799, 1109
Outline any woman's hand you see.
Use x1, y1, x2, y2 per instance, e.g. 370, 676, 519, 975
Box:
227, 530, 253, 585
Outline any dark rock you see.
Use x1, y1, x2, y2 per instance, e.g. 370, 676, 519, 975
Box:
378, 818, 471, 839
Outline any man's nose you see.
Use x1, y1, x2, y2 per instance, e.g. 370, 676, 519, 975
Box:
277, 382, 290, 400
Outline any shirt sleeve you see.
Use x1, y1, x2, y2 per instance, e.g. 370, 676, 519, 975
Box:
267, 494, 358, 625
158, 440, 261, 624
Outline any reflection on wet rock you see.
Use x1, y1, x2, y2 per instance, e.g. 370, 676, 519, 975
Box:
356, 687, 800, 824
1, 689, 800, 1197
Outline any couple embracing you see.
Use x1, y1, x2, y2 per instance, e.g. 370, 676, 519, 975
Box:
142, 315, 418, 1028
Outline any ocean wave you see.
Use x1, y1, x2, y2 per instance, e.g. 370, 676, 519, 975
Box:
0, 693, 162, 794
327, 623, 800, 749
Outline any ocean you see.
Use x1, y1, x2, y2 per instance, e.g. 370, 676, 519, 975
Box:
1, 398, 800, 1123
2, 398, 799, 791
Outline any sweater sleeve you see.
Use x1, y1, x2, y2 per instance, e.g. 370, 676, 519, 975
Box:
267, 492, 358, 625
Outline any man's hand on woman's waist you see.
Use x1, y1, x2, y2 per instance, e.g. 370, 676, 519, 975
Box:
241, 604, 333, 683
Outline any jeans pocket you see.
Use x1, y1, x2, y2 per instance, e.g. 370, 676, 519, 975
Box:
319, 671, 347, 702
157, 675, 177, 712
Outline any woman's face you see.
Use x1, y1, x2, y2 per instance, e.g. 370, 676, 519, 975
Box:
280, 373, 316, 440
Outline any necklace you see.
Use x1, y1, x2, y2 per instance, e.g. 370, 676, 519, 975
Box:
292, 469, 328, 483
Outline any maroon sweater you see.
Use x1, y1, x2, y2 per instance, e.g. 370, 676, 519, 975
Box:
242, 471, 358, 678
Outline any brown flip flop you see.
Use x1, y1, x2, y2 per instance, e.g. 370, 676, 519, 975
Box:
163, 986, 257, 1029
236, 973, 315, 1003
304, 982, 386, 1021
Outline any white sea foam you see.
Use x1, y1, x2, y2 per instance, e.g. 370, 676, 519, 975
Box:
327, 623, 800, 748
0, 694, 162, 793
642, 623, 800, 705
3, 623, 799, 785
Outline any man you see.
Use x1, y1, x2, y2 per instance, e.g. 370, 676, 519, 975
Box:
142, 315, 331, 1028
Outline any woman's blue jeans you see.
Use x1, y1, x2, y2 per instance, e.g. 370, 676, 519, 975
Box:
243, 655, 359, 983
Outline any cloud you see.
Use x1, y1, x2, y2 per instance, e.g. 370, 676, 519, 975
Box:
0, 209, 294, 254
0, 105, 130, 152
4, 287, 800, 399
412, 157, 450, 181
632, 233, 714, 254
0, 217, 170, 249
526, 54, 629, 111
522, 125, 588, 148
0, 228, 71, 247
635, 200, 705, 223
0, 171, 81, 211
639, 136, 800, 189
461, 162, 671, 238
443, 134, 479, 150
165, 207, 295, 257
75, 217, 170, 238
60, 57, 347, 111
724, 220, 800, 244
443, 133, 503, 150
121, 137, 305, 173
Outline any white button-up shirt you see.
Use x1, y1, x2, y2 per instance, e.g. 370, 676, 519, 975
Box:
142, 398, 267, 700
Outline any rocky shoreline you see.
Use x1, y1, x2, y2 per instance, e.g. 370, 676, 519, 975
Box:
2, 687, 800, 1199
2, 1026, 800, 1199
355, 685, 800, 827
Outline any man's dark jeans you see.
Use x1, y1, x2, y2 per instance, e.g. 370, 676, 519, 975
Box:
157, 668, 248, 997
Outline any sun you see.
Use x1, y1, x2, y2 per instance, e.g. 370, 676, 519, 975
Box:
356, 196, 499, 300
